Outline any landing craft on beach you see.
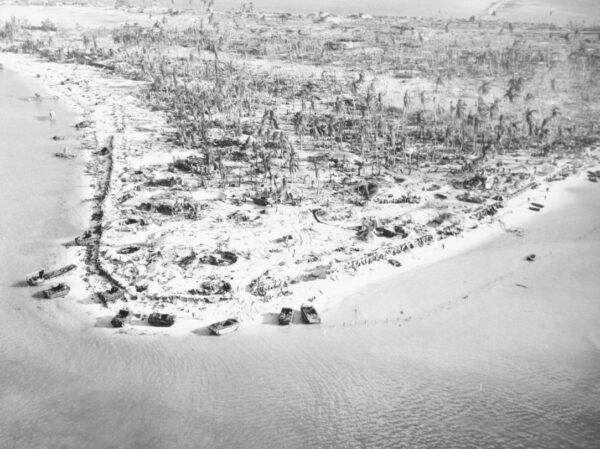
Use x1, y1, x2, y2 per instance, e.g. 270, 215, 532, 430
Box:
148, 312, 175, 327
26, 264, 77, 286
111, 309, 131, 328
55, 147, 75, 159
73, 230, 98, 246
278, 307, 294, 325
300, 305, 321, 324
75, 120, 92, 130
208, 318, 240, 335
42, 283, 70, 299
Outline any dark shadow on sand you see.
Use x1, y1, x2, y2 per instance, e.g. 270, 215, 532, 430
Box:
291, 311, 305, 325
262, 310, 304, 325
94, 315, 115, 328
11, 280, 30, 288
261, 312, 280, 325
32, 290, 48, 299
192, 327, 214, 337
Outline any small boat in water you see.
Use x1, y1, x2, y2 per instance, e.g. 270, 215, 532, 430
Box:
148, 312, 175, 327
26, 264, 77, 286
529, 206, 541, 212
42, 283, 70, 299
278, 307, 294, 325
208, 318, 240, 335
111, 309, 131, 328
300, 304, 321, 324
526, 254, 536, 262
54, 150, 75, 159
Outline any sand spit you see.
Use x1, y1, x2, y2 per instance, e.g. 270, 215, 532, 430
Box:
1, 5, 599, 335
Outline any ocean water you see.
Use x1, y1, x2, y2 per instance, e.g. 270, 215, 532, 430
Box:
190, 0, 484, 16
1, 68, 600, 449
182, 0, 599, 22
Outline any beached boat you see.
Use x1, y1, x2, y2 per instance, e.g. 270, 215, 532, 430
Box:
26, 264, 77, 286
98, 287, 125, 305
208, 318, 240, 335
531, 202, 545, 209
75, 120, 93, 130
529, 206, 541, 212
74, 230, 97, 246
300, 305, 321, 324
148, 313, 175, 327
278, 307, 294, 325
26, 271, 47, 286
111, 309, 131, 328
54, 151, 75, 159
42, 283, 70, 299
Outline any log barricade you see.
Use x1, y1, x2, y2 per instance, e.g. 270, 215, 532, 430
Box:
341, 233, 435, 271
471, 201, 503, 220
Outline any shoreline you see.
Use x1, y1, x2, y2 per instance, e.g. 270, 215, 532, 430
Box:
1, 4, 599, 337
0, 1, 595, 24
2, 51, 599, 337
1, 6, 600, 449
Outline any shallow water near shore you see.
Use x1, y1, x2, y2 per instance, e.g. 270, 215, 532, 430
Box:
1, 69, 600, 449
1, 0, 598, 28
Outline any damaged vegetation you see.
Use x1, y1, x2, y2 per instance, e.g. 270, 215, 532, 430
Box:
2, 5, 599, 318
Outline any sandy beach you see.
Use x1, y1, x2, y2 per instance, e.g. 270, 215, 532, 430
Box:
2, 0, 599, 333
3, 44, 596, 334
1, 2, 599, 448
